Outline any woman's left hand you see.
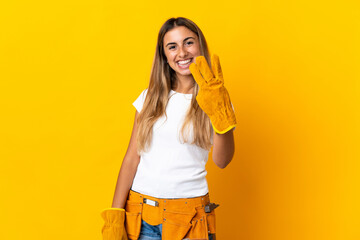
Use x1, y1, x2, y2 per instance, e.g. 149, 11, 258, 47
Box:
189, 54, 237, 134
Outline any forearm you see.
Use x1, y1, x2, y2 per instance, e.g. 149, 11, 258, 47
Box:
111, 157, 140, 209
212, 128, 235, 169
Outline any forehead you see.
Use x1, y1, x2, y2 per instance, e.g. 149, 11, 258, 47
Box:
163, 26, 197, 45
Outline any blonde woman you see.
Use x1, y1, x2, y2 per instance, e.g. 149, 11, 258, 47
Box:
101, 17, 236, 240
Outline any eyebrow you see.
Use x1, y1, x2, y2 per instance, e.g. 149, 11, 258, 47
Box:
165, 37, 195, 47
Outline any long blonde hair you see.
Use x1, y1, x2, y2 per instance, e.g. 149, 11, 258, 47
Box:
136, 17, 213, 155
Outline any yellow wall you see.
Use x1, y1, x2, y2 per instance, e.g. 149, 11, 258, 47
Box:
1, 0, 359, 239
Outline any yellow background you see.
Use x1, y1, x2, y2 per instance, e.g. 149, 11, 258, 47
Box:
1, 0, 359, 239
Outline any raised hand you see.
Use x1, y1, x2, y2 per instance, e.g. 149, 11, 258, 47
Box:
189, 54, 237, 134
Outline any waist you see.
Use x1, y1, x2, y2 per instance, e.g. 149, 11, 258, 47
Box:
128, 189, 210, 209
131, 171, 209, 199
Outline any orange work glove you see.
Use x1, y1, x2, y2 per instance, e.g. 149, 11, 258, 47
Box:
101, 208, 128, 240
189, 54, 237, 134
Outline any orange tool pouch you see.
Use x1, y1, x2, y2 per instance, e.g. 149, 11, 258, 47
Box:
124, 190, 217, 240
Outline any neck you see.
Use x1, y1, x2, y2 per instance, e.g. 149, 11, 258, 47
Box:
173, 74, 195, 94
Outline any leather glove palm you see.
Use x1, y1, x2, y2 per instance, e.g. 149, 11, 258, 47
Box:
189, 54, 237, 134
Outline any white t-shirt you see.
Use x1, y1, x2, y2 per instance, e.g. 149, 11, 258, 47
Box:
131, 88, 213, 198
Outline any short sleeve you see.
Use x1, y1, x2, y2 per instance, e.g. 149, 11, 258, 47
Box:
132, 89, 148, 113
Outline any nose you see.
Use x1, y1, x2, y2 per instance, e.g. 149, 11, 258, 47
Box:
178, 46, 188, 58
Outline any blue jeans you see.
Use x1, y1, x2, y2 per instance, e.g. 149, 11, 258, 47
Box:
138, 219, 214, 240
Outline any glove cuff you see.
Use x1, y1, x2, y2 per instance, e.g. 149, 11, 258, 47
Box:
212, 122, 237, 134
101, 208, 126, 225
209, 89, 237, 134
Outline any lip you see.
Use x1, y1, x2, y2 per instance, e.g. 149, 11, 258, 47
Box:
176, 58, 193, 69
176, 58, 193, 63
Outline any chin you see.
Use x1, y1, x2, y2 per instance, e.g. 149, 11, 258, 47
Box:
178, 70, 192, 76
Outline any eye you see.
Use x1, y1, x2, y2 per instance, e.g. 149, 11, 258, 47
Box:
169, 45, 176, 50
186, 41, 194, 45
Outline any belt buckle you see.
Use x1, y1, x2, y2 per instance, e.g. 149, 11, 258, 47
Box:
143, 198, 159, 207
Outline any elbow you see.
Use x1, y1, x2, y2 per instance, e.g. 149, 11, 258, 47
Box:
219, 161, 231, 169
217, 163, 227, 169
214, 156, 233, 169
213, 150, 235, 169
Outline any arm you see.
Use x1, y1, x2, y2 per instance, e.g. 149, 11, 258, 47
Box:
212, 128, 235, 169
111, 110, 141, 209
189, 54, 236, 169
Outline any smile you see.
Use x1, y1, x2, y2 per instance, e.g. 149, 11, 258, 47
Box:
176, 58, 193, 69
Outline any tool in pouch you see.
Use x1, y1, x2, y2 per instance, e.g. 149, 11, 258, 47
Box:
143, 198, 219, 212
204, 202, 219, 213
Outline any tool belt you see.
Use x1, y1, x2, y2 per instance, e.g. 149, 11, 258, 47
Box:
124, 189, 218, 240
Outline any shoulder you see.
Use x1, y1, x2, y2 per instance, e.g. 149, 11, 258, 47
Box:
134, 88, 148, 100
139, 88, 148, 98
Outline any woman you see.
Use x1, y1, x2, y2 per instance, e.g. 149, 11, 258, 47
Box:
101, 17, 236, 240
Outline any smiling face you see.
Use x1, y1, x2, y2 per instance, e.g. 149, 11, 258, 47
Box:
163, 26, 201, 78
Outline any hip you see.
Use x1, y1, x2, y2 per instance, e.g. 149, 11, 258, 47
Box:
124, 189, 218, 240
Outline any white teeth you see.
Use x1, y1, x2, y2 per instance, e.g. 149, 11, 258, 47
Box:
177, 59, 191, 64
